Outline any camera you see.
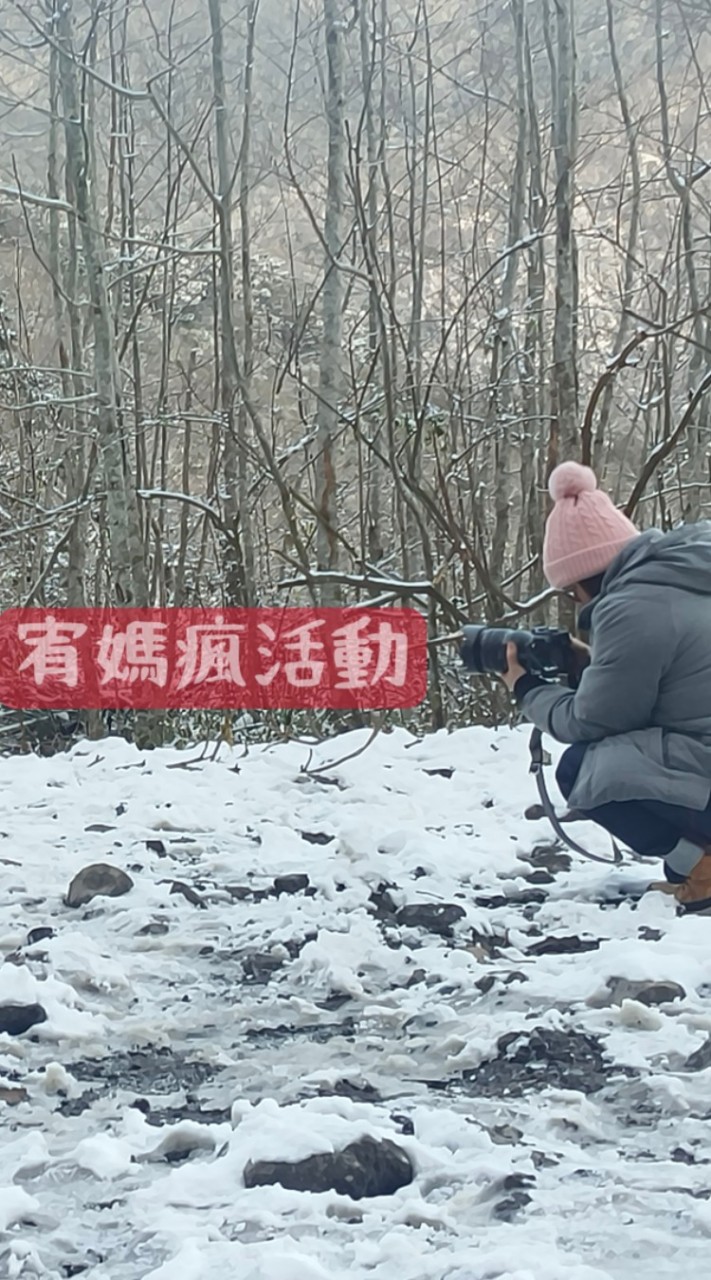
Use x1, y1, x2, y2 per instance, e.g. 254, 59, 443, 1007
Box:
460, 624, 574, 682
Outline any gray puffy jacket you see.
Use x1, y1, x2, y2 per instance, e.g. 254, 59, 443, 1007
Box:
519, 523, 711, 811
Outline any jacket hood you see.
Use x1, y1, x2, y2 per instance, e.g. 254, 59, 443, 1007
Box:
578, 522, 711, 630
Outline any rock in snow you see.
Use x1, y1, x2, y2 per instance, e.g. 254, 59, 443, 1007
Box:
243, 1135, 414, 1199
684, 1036, 711, 1071
0, 1002, 47, 1036
65, 862, 134, 908
590, 977, 687, 1008
273, 874, 311, 895
394, 903, 466, 935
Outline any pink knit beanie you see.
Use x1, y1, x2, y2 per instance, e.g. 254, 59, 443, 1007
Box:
542, 462, 639, 589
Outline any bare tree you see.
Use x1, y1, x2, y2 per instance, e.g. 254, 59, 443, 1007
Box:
208, 0, 252, 605
546, 0, 579, 474
313, 0, 348, 603
55, 0, 148, 606
0, 0, 709, 738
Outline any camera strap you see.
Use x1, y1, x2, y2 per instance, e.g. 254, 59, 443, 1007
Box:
528, 728, 624, 866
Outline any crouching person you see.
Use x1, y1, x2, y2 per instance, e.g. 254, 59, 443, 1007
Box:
504, 461, 711, 913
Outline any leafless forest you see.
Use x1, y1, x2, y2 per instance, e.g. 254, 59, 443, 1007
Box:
0, 0, 710, 737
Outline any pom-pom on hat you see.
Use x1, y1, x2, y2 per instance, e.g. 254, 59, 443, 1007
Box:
542, 461, 639, 589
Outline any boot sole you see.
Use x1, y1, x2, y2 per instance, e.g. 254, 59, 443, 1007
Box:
679, 896, 711, 916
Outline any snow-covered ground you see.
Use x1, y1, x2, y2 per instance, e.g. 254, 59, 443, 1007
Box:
2, 725, 711, 1280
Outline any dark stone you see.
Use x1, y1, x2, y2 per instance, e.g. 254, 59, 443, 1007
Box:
470, 927, 508, 958
0, 1003, 48, 1036
316, 1078, 381, 1103
599, 978, 686, 1008
395, 903, 466, 936
222, 937, 309, 984
531, 1150, 559, 1169
273, 875, 310, 896
58, 1091, 100, 1117
136, 921, 170, 937
144, 1103, 231, 1127
146, 840, 167, 856
0, 1084, 28, 1104
475, 889, 547, 909
369, 884, 399, 919
403, 968, 427, 989
67, 1049, 218, 1095
489, 1173, 535, 1221
671, 1147, 697, 1164
390, 1113, 414, 1136
66, 863, 134, 908
59, 1254, 105, 1277
315, 992, 352, 1011
225, 885, 252, 901
493, 1191, 533, 1221
525, 870, 555, 885
244, 1018, 356, 1048
241, 952, 286, 983
684, 1037, 711, 1072
243, 1135, 413, 1199
476, 976, 496, 995
169, 881, 207, 909
526, 936, 600, 957
502, 1172, 535, 1193
423, 767, 454, 779
489, 1124, 523, 1145
524, 843, 572, 875
84, 824, 116, 833
286, 935, 315, 957
462, 1026, 621, 1097
164, 1148, 192, 1164
26, 926, 54, 945
300, 773, 345, 789
525, 805, 546, 821
300, 832, 334, 846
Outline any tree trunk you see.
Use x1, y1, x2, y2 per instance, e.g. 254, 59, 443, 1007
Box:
359, 0, 384, 566
314, 0, 346, 603
208, 0, 251, 605
237, 0, 259, 595
55, 0, 147, 607
546, 0, 579, 475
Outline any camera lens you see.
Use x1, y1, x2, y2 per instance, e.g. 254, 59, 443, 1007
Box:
460, 625, 513, 675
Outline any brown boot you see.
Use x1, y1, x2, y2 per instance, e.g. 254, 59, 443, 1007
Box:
651, 851, 711, 914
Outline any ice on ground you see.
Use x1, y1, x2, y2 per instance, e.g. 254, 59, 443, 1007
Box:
0, 725, 708, 1280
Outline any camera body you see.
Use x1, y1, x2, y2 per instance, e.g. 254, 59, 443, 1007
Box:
460, 624, 573, 682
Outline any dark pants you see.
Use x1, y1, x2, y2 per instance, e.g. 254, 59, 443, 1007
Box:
556, 743, 711, 883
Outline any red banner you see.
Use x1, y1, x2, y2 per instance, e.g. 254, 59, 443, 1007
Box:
0, 608, 428, 710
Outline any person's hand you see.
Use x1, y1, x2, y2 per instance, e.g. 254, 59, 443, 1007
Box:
571, 637, 591, 661
501, 641, 527, 692
569, 636, 591, 683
